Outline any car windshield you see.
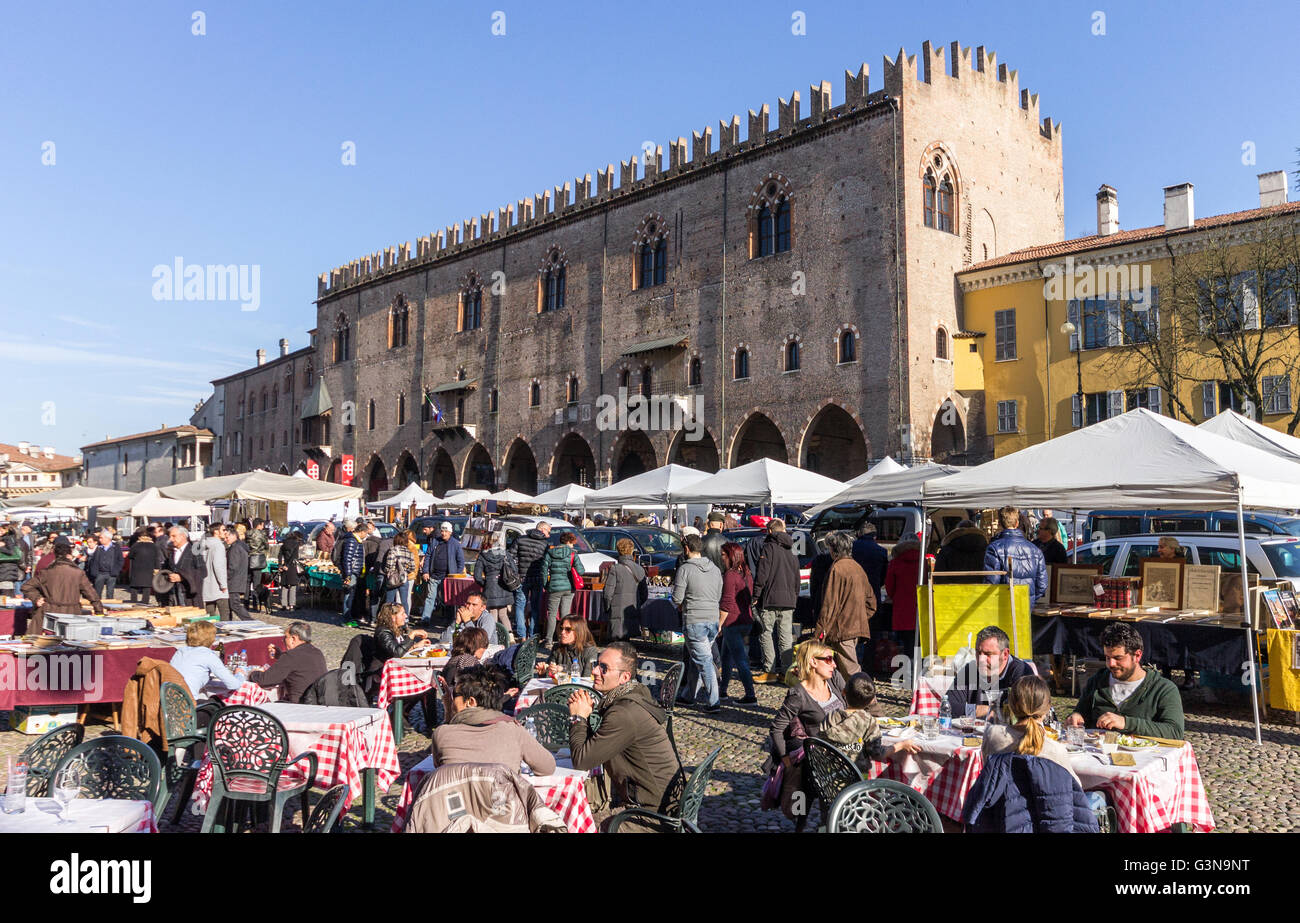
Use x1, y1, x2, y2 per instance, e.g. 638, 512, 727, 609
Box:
1261, 542, 1300, 577
633, 530, 682, 554
552, 531, 594, 553
815, 507, 865, 532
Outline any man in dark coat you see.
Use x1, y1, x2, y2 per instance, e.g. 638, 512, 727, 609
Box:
983, 507, 1048, 607
221, 527, 252, 620
850, 522, 889, 602
946, 625, 1036, 718
700, 511, 727, 570
934, 520, 989, 582
249, 621, 328, 704
22, 538, 103, 619
512, 521, 551, 638
163, 526, 205, 606
753, 520, 800, 682
1033, 517, 1069, 566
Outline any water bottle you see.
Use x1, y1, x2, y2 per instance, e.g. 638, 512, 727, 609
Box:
938, 694, 952, 731
3, 762, 28, 815
525, 716, 537, 739
571, 657, 581, 680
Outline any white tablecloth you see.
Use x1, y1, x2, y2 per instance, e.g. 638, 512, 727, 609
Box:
0, 798, 155, 833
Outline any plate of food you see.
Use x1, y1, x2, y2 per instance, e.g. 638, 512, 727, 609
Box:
951, 716, 987, 732
1116, 735, 1157, 751
877, 717, 914, 729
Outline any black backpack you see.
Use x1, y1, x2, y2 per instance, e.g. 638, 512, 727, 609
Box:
300, 668, 369, 708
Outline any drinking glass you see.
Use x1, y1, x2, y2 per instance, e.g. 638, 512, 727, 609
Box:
921, 716, 939, 740
53, 768, 80, 824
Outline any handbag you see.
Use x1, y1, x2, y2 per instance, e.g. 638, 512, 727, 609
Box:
247, 553, 267, 571
569, 552, 584, 592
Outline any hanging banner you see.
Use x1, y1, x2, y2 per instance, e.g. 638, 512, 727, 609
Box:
305, 460, 320, 480
340, 454, 355, 485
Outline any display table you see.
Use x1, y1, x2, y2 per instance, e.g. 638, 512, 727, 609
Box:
392, 751, 595, 833
440, 576, 478, 609
0, 606, 30, 636
0, 798, 156, 833
1032, 613, 1249, 675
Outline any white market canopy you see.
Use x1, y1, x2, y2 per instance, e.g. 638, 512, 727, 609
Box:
99, 487, 211, 518
1198, 410, 1300, 462
672, 458, 846, 506
920, 409, 1300, 511
159, 470, 363, 503
583, 464, 713, 507
532, 483, 595, 509
442, 489, 492, 507
486, 488, 535, 504
367, 482, 443, 509
12, 484, 135, 509
844, 455, 907, 487
805, 462, 965, 516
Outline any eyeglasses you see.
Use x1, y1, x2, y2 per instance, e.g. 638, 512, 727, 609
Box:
814, 655, 835, 664
560, 627, 575, 633
592, 662, 616, 673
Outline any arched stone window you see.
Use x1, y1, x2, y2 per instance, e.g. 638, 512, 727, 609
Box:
633, 215, 668, 289
459, 273, 483, 331
539, 247, 568, 312
333, 313, 350, 362
921, 147, 960, 234
389, 295, 409, 348
748, 175, 794, 258
936, 326, 949, 360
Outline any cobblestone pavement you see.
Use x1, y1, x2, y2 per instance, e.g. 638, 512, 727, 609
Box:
4, 606, 1297, 833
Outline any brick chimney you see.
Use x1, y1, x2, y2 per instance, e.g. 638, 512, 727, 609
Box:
1096, 185, 1119, 236
256, 348, 266, 366
279, 338, 289, 357
1258, 171, 1288, 208
1163, 183, 1194, 231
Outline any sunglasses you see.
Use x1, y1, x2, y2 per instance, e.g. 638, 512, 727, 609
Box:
560, 627, 575, 633
814, 655, 836, 664
592, 662, 617, 674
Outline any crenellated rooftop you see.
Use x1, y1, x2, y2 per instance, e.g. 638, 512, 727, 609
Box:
317, 41, 1060, 300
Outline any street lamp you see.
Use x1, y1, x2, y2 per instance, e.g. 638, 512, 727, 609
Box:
1060, 321, 1083, 428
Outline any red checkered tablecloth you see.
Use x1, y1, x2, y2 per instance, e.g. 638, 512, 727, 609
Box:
908, 681, 943, 717
867, 731, 1215, 832
377, 658, 439, 711
391, 754, 596, 833
191, 703, 401, 815
220, 681, 274, 707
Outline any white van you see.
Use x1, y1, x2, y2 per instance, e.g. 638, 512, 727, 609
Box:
493, 515, 615, 576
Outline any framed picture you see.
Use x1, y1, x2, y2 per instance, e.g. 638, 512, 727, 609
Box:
1139, 558, 1183, 609
1262, 589, 1292, 629
1180, 564, 1221, 613
1051, 564, 1103, 605
1279, 589, 1300, 626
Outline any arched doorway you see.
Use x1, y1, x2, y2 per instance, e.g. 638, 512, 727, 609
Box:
326, 458, 342, 484
552, 432, 596, 487
365, 456, 389, 501
668, 428, 720, 472
504, 439, 539, 494
800, 404, 869, 481
278, 464, 289, 475
731, 413, 787, 466
931, 402, 966, 463
428, 448, 456, 496
611, 430, 657, 482
463, 444, 496, 491
394, 451, 420, 489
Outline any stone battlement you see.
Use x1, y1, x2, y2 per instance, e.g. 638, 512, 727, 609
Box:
317, 41, 1060, 299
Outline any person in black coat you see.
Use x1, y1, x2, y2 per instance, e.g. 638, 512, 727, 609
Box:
277, 531, 304, 611
933, 520, 989, 583
125, 527, 161, 604
161, 526, 204, 605
1033, 517, 1069, 566
222, 530, 252, 620
249, 622, 329, 703
850, 523, 889, 601
373, 601, 430, 661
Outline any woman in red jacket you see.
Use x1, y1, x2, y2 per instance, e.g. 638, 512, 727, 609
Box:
883, 539, 922, 661
718, 542, 757, 704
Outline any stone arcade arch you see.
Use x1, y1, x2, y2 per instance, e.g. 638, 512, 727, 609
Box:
463, 444, 496, 491
427, 448, 456, 496
394, 451, 420, 489
610, 430, 658, 482
799, 404, 869, 481
551, 432, 597, 488
930, 401, 967, 464
730, 412, 787, 467
667, 427, 720, 473
503, 438, 539, 494
365, 455, 389, 502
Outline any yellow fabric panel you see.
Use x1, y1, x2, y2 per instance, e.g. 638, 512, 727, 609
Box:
1266, 628, 1300, 711
917, 583, 1034, 659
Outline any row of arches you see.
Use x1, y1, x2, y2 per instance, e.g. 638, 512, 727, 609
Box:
341, 402, 967, 501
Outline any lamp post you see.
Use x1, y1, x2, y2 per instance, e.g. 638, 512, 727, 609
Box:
1059, 321, 1083, 429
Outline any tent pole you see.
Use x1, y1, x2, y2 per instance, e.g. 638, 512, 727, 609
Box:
917, 508, 930, 677
1071, 509, 1078, 563
1237, 490, 1262, 746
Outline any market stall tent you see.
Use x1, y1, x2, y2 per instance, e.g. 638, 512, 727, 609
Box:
919, 408, 1300, 745
486, 488, 535, 504
843, 455, 907, 487
804, 462, 964, 516
532, 483, 595, 509
442, 489, 492, 506
12, 484, 135, 509
1198, 409, 1300, 463
367, 482, 443, 509
583, 464, 713, 507
159, 469, 364, 502
99, 487, 211, 518
671, 458, 846, 507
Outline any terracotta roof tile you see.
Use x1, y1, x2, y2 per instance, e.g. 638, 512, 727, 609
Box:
0, 443, 79, 472
80, 426, 213, 451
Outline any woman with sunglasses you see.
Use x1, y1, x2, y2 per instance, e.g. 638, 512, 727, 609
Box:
536, 616, 599, 678
764, 641, 847, 828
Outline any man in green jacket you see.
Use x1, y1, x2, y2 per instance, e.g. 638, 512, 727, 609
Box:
1066, 622, 1185, 739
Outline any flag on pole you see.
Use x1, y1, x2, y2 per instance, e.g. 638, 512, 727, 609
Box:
425, 390, 444, 423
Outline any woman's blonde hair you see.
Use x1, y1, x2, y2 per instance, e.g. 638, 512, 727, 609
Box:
1007, 675, 1052, 756
185, 620, 217, 648
615, 537, 636, 556
235, 523, 247, 540
796, 640, 834, 683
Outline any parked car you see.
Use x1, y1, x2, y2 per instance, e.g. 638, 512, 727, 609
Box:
410, 516, 470, 539
740, 505, 809, 527
1068, 532, 1300, 590
1084, 509, 1300, 543
799, 504, 973, 552
580, 526, 684, 576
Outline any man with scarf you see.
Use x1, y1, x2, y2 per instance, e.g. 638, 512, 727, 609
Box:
567, 642, 679, 824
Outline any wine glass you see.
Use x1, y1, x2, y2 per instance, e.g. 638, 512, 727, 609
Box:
53, 767, 81, 824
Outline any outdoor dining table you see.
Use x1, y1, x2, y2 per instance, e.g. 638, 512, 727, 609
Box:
514, 675, 595, 712
0, 798, 156, 833
191, 702, 401, 828
883, 681, 1215, 832
391, 751, 596, 833
0, 605, 31, 636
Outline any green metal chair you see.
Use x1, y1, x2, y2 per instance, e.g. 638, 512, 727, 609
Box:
51, 736, 166, 820
654, 662, 685, 769
201, 706, 318, 834
303, 784, 349, 833
18, 723, 84, 797
826, 779, 944, 832
802, 737, 865, 832
607, 746, 721, 833
512, 637, 539, 688
541, 683, 602, 707
515, 702, 572, 752
495, 622, 511, 646
159, 681, 218, 824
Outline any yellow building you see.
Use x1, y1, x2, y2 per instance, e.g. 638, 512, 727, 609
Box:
956, 175, 1300, 458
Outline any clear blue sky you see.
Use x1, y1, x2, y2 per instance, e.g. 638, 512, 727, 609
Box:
2, 0, 1295, 456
